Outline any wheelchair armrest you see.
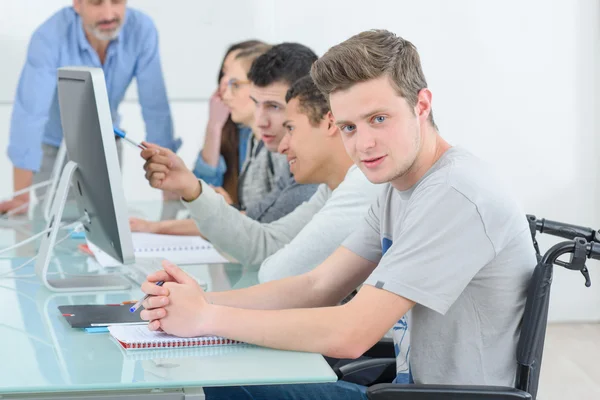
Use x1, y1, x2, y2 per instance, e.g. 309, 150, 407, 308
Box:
367, 384, 532, 400
335, 358, 396, 380
363, 337, 395, 358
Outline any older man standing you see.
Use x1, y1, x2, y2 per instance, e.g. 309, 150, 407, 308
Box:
2, 0, 180, 214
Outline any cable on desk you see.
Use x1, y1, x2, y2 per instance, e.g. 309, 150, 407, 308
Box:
0, 227, 78, 279
0, 323, 57, 348
0, 218, 83, 257
0, 179, 53, 203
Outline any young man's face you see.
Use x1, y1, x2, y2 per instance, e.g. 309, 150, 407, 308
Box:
250, 81, 289, 152
74, 0, 127, 41
278, 98, 330, 184
330, 75, 426, 186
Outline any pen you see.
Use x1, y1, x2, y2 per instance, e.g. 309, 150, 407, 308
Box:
129, 281, 165, 313
113, 127, 147, 150
106, 300, 137, 306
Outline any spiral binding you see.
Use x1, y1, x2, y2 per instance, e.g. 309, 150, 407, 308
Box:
134, 245, 212, 253
125, 335, 240, 350
122, 343, 252, 360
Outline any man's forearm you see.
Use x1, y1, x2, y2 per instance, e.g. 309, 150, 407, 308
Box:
206, 273, 332, 310
13, 167, 33, 200
204, 284, 413, 360
207, 303, 356, 358
206, 247, 369, 312
200, 123, 223, 167
157, 219, 202, 236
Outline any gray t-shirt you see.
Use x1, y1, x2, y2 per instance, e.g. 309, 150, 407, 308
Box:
343, 147, 537, 386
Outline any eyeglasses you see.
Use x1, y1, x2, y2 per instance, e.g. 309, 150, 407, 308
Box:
226, 78, 250, 93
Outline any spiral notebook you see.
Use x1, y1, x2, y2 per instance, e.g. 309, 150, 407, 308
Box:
88, 233, 230, 267
108, 325, 241, 351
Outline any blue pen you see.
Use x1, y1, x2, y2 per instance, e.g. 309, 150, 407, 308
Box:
130, 281, 165, 313
114, 127, 147, 150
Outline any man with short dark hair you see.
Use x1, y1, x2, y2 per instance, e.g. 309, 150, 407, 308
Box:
238, 43, 320, 219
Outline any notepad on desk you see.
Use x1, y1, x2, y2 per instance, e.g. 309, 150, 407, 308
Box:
87, 233, 229, 267
59, 304, 145, 329
108, 325, 241, 351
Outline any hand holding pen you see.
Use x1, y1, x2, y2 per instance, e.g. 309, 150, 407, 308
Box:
113, 127, 147, 150
140, 143, 201, 201
138, 260, 211, 337
130, 281, 165, 313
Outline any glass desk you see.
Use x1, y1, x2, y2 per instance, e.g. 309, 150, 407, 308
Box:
0, 201, 337, 399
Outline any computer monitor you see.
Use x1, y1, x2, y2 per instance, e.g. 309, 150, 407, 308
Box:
35, 67, 134, 292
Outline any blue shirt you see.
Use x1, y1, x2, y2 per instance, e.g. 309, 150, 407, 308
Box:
8, 7, 180, 172
381, 238, 413, 384
192, 126, 251, 187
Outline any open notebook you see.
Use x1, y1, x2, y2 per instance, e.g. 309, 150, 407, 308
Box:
88, 233, 229, 267
108, 325, 241, 351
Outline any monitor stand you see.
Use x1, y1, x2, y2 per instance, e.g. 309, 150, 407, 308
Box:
40, 142, 80, 223
35, 160, 132, 292
42, 141, 67, 222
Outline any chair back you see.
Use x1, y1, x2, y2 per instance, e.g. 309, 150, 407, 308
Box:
514, 258, 553, 400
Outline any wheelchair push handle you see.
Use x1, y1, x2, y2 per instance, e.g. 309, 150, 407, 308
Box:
527, 214, 599, 243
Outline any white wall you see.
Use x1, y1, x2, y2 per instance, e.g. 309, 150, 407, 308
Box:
0, 0, 598, 322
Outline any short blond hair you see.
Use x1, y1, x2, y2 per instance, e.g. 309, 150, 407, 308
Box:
311, 30, 435, 125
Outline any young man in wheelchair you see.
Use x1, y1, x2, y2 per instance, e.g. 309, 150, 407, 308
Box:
139, 30, 537, 400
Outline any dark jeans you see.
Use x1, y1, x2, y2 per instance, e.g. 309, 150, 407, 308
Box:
203, 381, 367, 400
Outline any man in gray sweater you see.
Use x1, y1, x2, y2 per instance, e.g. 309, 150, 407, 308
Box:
238, 43, 320, 222
139, 75, 381, 282
134, 43, 319, 227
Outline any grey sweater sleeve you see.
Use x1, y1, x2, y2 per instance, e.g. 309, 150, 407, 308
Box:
258, 166, 383, 283
184, 180, 329, 267
246, 179, 319, 224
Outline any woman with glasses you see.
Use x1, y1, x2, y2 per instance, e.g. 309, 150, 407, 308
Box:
191, 40, 267, 206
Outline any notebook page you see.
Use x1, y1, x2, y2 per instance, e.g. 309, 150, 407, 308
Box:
86, 234, 230, 267
132, 233, 229, 265
132, 233, 212, 251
